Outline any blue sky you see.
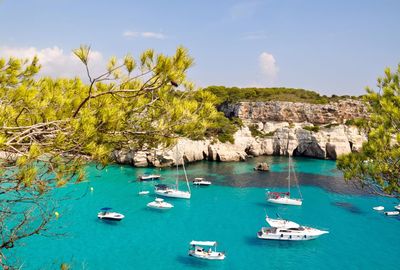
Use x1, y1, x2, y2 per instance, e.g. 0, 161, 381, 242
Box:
1, 0, 399, 95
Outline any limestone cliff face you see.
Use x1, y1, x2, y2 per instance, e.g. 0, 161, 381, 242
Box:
113, 99, 368, 167
219, 99, 367, 125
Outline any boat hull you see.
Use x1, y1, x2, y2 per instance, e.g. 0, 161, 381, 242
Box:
189, 251, 225, 260
257, 231, 321, 241
139, 175, 161, 181
384, 211, 399, 216
267, 197, 302, 206
147, 202, 173, 209
193, 182, 211, 186
155, 189, 191, 199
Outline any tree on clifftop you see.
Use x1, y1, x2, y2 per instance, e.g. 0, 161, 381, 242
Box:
0, 46, 226, 267
337, 64, 400, 198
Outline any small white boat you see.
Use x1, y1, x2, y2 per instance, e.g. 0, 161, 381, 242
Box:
138, 191, 150, 195
192, 177, 211, 186
373, 206, 384, 211
394, 204, 400, 211
139, 174, 161, 181
384, 211, 400, 216
188, 241, 225, 260
257, 225, 328, 241
147, 198, 173, 209
97, 208, 125, 221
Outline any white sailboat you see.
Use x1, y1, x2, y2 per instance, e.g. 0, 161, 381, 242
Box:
154, 146, 191, 199
266, 157, 303, 206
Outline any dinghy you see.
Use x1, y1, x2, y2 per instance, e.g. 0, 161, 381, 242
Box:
373, 206, 384, 211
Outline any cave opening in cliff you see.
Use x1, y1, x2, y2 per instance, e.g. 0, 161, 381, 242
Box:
292, 142, 325, 159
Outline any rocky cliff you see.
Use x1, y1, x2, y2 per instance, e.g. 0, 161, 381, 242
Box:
219, 99, 367, 125
113, 99, 368, 167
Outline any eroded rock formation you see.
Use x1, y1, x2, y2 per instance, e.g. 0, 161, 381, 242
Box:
113, 99, 368, 167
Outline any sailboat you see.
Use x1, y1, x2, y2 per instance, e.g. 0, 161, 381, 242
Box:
154, 146, 191, 199
266, 157, 303, 206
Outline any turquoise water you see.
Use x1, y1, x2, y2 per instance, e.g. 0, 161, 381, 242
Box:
7, 157, 400, 269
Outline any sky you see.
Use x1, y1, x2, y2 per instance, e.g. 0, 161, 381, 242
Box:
1, 0, 399, 95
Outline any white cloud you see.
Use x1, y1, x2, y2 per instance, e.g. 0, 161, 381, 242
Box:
0, 46, 105, 79
123, 31, 166, 39
259, 52, 278, 84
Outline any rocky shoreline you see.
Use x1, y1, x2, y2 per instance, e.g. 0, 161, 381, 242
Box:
113, 99, 368, 167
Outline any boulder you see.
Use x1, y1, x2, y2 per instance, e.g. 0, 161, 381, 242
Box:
254, 162, 270, 171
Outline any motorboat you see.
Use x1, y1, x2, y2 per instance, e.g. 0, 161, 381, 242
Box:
97, 207, 125, 221
155, 184, 191, 199
384, 211, 399, 216
192, 177, 211, 186
257, 225, 328, 241
139, 174, 161, 181
394, 204, 400, 211
266, 157, 303, 206
188, 241, 225, 260
138, 190, 150, 195
373, 206, 384, 211
147, 198, 173, 209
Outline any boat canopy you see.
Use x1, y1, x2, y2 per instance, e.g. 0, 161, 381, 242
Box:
190, 241, 216, 246
100, 207, 112, 211
155, 198, 164, 202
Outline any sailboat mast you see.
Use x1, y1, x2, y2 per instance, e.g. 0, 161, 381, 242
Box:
288, 157, 291, 193
182, 156, 191, 194
175, 145, 179, 190
286, 130, 291, 194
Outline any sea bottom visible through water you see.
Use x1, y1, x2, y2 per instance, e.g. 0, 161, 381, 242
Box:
7, 157, 400, 269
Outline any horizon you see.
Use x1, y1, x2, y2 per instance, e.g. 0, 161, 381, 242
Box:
1, 0, 399, 96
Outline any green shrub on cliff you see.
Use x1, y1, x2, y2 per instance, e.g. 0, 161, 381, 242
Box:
303, 125, 320, 132
204, 86, 358, 105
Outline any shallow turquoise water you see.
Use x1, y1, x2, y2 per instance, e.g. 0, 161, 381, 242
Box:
8, 157, 400, 269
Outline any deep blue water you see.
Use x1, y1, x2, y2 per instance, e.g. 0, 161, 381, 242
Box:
7, 157, 400, 269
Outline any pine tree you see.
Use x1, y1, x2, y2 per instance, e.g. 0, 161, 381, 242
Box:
337, 64, 400, 197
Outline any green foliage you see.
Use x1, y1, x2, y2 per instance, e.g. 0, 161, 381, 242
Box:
249, 125, 275, 138
303, 125, 320, 132
0, 46, 228, 261
204, 112, 238, 143
204, 86, 358, 105
337, 64, 400, 197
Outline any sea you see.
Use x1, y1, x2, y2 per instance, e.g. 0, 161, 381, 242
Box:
6, 156, 400, 269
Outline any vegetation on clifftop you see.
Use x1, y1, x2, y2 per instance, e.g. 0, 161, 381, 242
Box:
204, 86, 360, 105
